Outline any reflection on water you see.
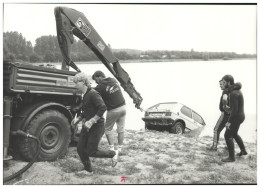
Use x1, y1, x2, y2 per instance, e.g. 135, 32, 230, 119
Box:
68, 59, 257, 143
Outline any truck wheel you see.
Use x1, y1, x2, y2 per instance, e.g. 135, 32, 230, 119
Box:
170, 122, 184, 134
18, 109, 71, 161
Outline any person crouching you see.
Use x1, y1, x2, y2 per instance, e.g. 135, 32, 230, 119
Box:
71, 72, 118, 175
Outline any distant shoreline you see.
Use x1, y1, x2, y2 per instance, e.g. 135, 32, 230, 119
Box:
37, 57, 256, 65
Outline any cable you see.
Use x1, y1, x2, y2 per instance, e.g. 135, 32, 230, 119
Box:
3, 130, 41, 183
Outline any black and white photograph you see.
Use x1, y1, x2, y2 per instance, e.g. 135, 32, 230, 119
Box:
2, 1, 257, 185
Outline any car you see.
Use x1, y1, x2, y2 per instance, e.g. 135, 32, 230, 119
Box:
142, 102, 206, 134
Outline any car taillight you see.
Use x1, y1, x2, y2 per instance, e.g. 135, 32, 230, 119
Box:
165, 112, 172, 116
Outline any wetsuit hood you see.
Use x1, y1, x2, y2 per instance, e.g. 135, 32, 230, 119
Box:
228, 82, 242, 92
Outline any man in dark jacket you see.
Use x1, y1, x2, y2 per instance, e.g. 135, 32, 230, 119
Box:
71, 72, 118, 175
92, 71, 127, 154
221, 75, 247, 162
207, 80, 230, 151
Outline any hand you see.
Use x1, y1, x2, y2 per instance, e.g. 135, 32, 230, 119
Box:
84, 121, 94, 132
71, 117, 80, 126
225, 122, 231, 129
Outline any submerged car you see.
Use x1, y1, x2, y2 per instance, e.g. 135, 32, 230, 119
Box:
142, 102, 206, 134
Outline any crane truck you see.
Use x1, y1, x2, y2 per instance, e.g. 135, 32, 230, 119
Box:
3, 6, 143, 162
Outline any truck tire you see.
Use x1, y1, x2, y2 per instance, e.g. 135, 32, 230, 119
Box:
18, 109, 71, 161
170, 122, 184, 134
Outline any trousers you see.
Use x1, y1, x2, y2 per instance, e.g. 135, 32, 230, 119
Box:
77, 122, 115, 164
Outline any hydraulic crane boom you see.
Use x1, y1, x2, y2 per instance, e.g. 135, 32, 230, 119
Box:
54, 7, 143, 109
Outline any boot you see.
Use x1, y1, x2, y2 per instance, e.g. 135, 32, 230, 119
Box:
236, 150, 248, 156
222, 148, 235, 162
83, 160, 93, 172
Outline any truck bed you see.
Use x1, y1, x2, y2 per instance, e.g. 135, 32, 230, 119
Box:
3, 60, 79, 95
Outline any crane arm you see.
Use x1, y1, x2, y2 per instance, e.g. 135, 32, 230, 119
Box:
54, 7, 143, 109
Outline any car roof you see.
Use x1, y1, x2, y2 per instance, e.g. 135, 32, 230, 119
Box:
151, 102, 202, 115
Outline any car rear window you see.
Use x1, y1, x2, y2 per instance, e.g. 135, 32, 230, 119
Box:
151, 103, 178, 111
193, 112, 204, 124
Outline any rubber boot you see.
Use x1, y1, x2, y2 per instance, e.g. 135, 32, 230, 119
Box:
222, 138, 235, 162
237, 150, 248, 156
222, 148, 235, 162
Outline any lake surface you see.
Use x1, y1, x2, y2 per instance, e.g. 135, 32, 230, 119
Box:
68, 59, 257, 143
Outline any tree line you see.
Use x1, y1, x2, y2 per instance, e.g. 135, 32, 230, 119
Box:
3, 31, 256, 63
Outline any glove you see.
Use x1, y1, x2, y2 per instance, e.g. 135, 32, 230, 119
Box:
225, 122, 231, 129
223, 105, 231, 114
71, 117, 81, 126
84, 115, 100, 132
84, 121, 94, 132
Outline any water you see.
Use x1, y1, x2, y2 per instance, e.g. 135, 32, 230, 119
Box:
68, 59, 257, 143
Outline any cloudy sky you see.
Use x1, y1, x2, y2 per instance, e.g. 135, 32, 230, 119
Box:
2, 2, 257, 54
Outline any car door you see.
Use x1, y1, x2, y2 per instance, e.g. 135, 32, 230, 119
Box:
179, 106, 198, 130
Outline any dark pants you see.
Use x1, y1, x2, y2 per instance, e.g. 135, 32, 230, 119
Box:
224, 119, 246, 159
77, 122, 115, 167
213, 113, 229, 147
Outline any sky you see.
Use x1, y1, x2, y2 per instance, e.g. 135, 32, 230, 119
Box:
2, 2, 257, 54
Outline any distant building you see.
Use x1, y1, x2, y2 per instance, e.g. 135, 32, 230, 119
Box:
162, 55, 168, 59
140, 54, 149, 58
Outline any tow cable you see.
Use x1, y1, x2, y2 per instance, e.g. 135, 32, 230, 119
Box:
4, 130, 41, 183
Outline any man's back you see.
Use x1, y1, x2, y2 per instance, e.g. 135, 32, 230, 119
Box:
229, 85, 245, 123
95, 77, 125, 111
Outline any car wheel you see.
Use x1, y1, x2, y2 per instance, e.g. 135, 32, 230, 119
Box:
170, 122, 184, 134
145, 123, 153, 130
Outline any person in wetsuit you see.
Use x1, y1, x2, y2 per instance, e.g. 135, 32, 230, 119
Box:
207, 80, 230, 151
221, 75, 247, 162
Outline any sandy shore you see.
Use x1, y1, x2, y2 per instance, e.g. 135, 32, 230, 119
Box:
3, 128, 257, 185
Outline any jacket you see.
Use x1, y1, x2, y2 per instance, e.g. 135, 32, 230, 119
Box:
94, 77, 125, 111
79, 88, 107, 123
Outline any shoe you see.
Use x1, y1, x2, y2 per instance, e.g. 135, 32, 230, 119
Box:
206, 146, 217, 151
108, 145, 115, 152
76, 170, 93, 176
112, 150, 119, 167
83, 161, 93, 172
236, 151, 248, 156
221, 157, 235, 162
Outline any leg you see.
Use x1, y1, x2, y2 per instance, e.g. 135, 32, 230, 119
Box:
105, 110, 119, 150
209, 113, 223, 150
215, 114, 229, 145
86, 122, 115, 158
77, 127, 92, 172
232, 121, 247, 156
222, 126, 235, 162
116, 107, 126, 146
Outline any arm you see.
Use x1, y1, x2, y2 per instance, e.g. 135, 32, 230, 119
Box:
227, 92, 239, 123
84, 91, 107, 130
